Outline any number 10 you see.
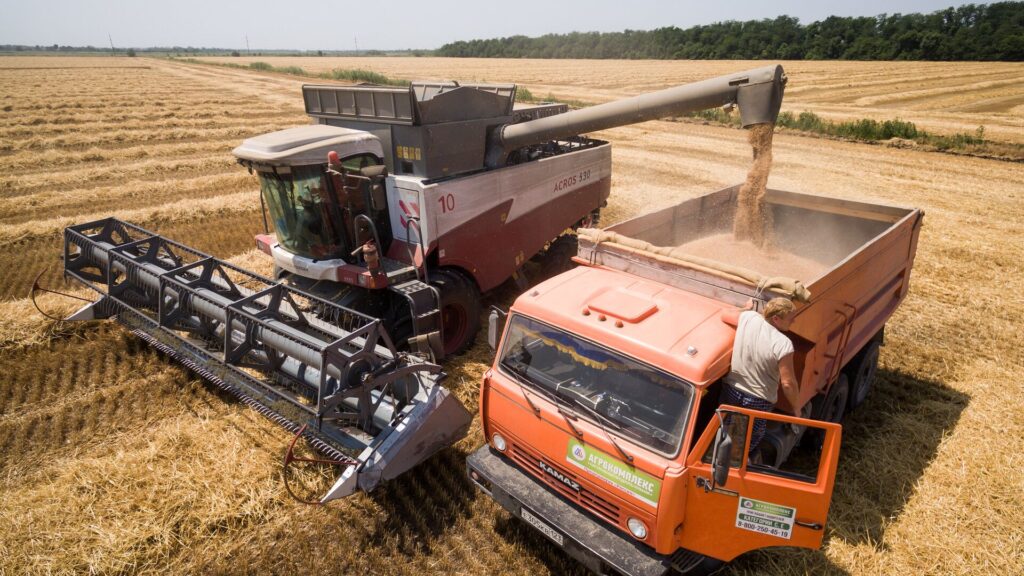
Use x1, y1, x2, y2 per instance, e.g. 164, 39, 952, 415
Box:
438, 193, 455, 213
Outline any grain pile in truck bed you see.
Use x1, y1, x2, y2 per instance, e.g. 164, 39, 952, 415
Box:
676, 232, 828, 283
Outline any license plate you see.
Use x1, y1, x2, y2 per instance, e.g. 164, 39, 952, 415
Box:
521, 507, 564, 546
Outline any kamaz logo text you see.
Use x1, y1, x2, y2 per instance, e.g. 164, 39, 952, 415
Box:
538, 460, 581, 492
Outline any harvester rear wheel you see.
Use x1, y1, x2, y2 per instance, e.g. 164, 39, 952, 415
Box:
431, 268, 480, 357
538, 234, 578, 281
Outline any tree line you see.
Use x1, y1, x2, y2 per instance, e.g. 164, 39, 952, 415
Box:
438, 3, 1024, 61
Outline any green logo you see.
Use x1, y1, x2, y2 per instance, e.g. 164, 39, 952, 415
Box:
565, 439, 661, 507
742, 499, 794, 518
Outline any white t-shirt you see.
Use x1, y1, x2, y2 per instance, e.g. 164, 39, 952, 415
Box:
725, 311, 794, 403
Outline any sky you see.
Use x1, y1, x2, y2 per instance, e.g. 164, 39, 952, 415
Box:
0, 1, 988, 51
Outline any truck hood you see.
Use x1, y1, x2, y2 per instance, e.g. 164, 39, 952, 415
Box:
513, 265, 737, 386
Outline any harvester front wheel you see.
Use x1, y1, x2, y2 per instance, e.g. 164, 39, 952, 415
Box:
432, 268, 480, 357
382, 296, 414, 352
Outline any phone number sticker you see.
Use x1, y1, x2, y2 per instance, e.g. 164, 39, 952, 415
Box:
735, 497, 795, 540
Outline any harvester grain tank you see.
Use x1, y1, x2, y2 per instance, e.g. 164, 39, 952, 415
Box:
47, 65, 789, 502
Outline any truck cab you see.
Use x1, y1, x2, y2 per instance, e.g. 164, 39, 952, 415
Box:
469, 185, 923, 574
470, 265, 842, 575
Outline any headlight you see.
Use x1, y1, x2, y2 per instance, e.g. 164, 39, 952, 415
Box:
492, 433, 507, 452
627, 517, 648, 540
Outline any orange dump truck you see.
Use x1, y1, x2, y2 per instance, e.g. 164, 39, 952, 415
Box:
467, 185, 923, 574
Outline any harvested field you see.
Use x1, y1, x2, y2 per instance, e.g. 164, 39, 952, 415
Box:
1, 56, 1022, 575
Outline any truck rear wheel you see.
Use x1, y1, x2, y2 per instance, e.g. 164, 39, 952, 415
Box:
821, 373, 850, 425
431, 268, 480, 357
805, 373, 849, 449
846, 340, 880, 412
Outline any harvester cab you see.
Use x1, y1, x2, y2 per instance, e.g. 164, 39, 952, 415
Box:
233, 81, 576, 359
233, 125, 393, 281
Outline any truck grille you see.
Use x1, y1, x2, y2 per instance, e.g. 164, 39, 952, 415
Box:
509, 443, 620, 524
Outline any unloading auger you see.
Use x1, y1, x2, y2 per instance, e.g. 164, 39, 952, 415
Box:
54, 217, 472, 503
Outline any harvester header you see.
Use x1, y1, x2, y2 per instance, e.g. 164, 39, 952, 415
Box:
61, 217, 472, 502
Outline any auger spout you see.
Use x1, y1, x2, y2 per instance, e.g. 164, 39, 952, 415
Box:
486, 64, 786, 167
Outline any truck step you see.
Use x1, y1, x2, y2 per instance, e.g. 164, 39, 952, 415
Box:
669, 548, 706, 573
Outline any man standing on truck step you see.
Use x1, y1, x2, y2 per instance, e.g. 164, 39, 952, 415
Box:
721, 297, 801, 457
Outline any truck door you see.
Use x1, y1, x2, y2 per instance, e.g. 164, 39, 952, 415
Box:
679, 406, 841, 562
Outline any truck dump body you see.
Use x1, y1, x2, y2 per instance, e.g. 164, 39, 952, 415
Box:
578, 185, 924, 407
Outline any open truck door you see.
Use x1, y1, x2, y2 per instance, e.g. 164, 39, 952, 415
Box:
680, 406, 841, 562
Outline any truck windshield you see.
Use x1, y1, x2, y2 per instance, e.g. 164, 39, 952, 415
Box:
499, 315, 694, 457
258, 165, 345, 260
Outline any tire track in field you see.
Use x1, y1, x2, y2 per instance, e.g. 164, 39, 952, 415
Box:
0, 139, 248, 174
0, 113, 293, 140
0, 209, 266, 302
1, 155, 237, 199
0, 121, 293, 154
158, 60, 310, 109
0, 171, 255, 225
0, 334, 205, 476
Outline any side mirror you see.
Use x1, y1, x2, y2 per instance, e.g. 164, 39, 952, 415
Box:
360, 164, 388, 179
711, 426, 733, 487
488, 307, 508, 351
360, 165, 389, 212
370, 182, 387, 212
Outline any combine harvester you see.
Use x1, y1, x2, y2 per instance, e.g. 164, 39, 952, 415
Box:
40, 65, 788, 502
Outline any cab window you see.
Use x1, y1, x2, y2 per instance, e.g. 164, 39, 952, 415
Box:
700, 407, 824, 483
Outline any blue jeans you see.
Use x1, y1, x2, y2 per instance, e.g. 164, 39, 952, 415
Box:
720, 385, 774, 456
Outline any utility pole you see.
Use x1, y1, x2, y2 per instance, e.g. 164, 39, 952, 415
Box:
245, 34, 250, 55
354, 36, 359, 56
108, 33, 115, 53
